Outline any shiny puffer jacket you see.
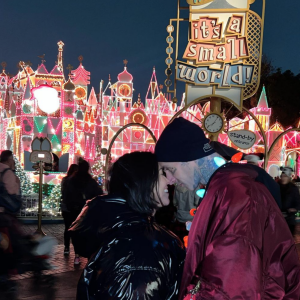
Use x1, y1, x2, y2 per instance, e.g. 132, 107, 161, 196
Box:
69, 194, 186, 300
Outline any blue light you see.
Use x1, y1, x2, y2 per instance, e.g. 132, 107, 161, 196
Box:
186, 221, 192, 231
214, 157, 226, 167
196, 189, 205, 198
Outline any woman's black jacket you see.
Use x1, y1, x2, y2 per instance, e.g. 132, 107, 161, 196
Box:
69, 194, 185, 300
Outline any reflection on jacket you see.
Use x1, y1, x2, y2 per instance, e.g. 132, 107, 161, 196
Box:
180, 163, 300, 299
69, 194, 185, 300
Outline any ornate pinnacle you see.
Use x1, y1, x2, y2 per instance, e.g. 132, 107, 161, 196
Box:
78, 55, 83, 63
159, 84, 164, 91
37, 54, 46, 64
1, 62, 7, 71
137, 93, 141, 105
67, 64, 73, 76
123, 59, 128, 67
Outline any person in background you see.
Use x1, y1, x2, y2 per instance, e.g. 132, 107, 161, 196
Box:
244, 152, 264, 167
279, 167, 300, 235
61, 164, 78, 256
64, 159, 102, 265
69, 152, 185, 300
0, 150, 20, 198
155, 117, 300, 299
0, 150, 22, 295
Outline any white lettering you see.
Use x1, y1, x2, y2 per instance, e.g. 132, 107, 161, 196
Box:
239, 39, 247, 57
227, 38, 237, 60
212, 27, 220, 39
200, 21, 209, 38
222, 65, 230, 87
230, 19, 241, 33
231, 66, 243, 85
210, 71, 221, 83
198, 70, 208, 82
187, 44, 197, 57
199, 47, 214, 62
178, 65, 197, 81
216, 46, 226, 60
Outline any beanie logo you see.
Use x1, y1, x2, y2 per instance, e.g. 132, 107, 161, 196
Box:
203, 143, 213, 152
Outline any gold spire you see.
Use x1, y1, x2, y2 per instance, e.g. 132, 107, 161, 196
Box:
67, 64, 73, 76
57, 41, 65, 74
123, 59, 128, 67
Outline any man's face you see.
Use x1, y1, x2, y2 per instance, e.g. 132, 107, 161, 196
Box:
159, 161, 197, 191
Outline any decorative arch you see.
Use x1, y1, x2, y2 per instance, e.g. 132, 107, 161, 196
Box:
169, 95, 268, 168
266, 128, 300, 167
104, 123, 157, 179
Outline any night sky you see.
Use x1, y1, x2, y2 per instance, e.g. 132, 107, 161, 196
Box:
1, 0, 299, 100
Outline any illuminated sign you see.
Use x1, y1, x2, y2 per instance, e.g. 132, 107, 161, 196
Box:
228, 129, 256, 150
176, 0, 264, 110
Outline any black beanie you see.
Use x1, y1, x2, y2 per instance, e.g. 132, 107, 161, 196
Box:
155, 117, 215, 162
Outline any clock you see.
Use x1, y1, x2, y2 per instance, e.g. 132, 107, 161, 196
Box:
203, 112, 225, 134
119, 84, 131, 97
75, 87, 87, 100
129, 109, 148, 126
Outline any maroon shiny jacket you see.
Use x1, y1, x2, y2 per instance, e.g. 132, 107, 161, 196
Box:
180, 164, 300, 299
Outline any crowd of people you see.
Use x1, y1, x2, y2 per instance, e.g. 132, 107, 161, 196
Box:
0, 117, 300, 299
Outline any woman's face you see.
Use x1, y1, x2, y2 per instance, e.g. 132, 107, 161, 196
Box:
154, 167, 171, 207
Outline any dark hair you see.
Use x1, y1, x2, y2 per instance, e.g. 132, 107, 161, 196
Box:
67, 164, 78, 177
78, 159, 90, 174
0, 150, 13, 163
108, 152, 160, 215
72, 159, 93, 185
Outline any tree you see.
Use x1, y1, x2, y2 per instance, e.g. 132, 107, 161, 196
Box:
91, 146, 105, 188
43, 184, 61, 216
14, 155, 32, 195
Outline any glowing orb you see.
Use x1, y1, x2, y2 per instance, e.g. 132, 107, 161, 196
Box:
196, 189, 206, 198
214, 157, 226, 167
31, 85, 60, 114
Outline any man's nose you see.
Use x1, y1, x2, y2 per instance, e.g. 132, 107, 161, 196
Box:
166, 170, 177, 185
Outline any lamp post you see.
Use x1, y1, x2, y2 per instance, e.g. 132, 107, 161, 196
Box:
30, 137, 53, 235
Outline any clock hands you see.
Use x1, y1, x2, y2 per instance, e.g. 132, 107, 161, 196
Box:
206, 115, 218, 129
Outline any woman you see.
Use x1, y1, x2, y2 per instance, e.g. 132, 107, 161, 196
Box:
64, 159, 102, 264
279, 167, 300, 235
69, 152, 185, 300
61, 163, 78, 256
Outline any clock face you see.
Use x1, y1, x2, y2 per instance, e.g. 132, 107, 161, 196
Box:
204, 113, 224, 133
119, 84, 131, 97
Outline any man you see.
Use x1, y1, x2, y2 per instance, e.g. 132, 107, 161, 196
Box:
155, 117, 300, 299
279, 167, 300, 235
0, 150, 21, 294
0, 150, 20, 198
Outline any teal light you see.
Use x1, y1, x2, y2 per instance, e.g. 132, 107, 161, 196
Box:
214, 157, 226, 167
196, 189, 205, 198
